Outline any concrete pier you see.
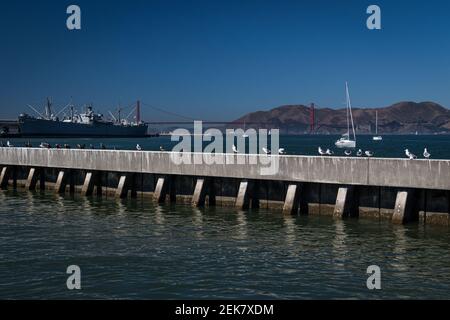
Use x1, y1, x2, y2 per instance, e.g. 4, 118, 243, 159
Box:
1, 148, 450, 226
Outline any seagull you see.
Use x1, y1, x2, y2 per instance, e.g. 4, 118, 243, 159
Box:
405, 149, 417, 159
39, 142, 50, 148
423, 148, 431, 159
405, 149, 411, 157
365, 150, 374, 157
344, 150, 352, 156
262, 147, 271, 154
136, 144, 142, 151
356, 149, 363, 157
232, 144, 238, 154
278, 148, 285, 154
318, 147, 326, 155
159, 145, 165, 151
325, 149, 334, 156
6, 141, 13, 147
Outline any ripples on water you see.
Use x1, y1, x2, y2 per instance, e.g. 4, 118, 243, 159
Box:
1, 190, 450, 299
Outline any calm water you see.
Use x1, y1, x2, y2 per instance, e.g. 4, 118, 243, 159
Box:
3, 134, 450, 159
1, 190, 450, 299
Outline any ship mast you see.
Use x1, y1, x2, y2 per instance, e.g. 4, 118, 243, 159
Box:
45, 97, 53, 120
136, 100, 141, 124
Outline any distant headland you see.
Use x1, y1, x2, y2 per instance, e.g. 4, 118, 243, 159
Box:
232, 101, 450, 134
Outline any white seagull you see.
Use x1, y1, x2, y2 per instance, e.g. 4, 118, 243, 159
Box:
159, 145, 165, 151
365, 150, 374, 157
318, 147, 326, 155
6, 141, 13, 147
278, 148, 286, 155
405, 149, 417, 160
356, 149, 363, 157
344, 150, 352, 156
262, 147, 271, 154
423, 148, 431, 159
405, 149, 411, 158
325, 149, 334, 156
232, 144, 238, 153
136, 144, 142, 151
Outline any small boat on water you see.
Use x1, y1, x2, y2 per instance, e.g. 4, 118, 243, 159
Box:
335, 82, 356, 148
372, 110, 382, 141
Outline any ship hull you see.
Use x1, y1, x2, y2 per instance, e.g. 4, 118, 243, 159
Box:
19, 118, 148, 137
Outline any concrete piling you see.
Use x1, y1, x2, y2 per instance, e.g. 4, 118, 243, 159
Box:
115, 175, 128, 198
25, 168, 39, 190
333, 186, 359, 218
81, 172, 95, 196
0, 166, 9, 189
392, 190, 419, 224
154, 176, 176, 203
235, 181, 250, 209
283, 184, 301, 215
54, 170, 67, 194
192, 178, 216, 207
192, 178, 207, 207
154, 177, 167, 203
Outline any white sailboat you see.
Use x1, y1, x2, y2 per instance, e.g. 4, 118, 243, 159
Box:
372, 110, 382, 141
335, 82, 356, 148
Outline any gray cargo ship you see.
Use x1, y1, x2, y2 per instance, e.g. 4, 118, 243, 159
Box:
18, 99, 148, 137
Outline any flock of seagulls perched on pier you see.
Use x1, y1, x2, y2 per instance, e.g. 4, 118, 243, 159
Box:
232, 144, 286, 155
0, 140, 433, 159
317, 146, 431, 159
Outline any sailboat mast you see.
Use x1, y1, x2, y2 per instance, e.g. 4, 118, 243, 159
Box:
375, 110, 378, 135
346, 92, 350, 136
345, 82, 356, 141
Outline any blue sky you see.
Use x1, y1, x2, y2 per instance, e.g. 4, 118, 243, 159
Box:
1, 0, 450, 121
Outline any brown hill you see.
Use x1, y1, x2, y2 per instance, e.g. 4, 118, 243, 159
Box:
232, 101, 450, 134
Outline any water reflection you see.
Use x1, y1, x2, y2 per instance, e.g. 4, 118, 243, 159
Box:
391, 226, 408, 272
283, 214, 296, 247
115, 199, 127, 217
332, 220, 348, 268
234, 210, 248, 240
192, 208, 204, 240
24, 191, 36, 214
